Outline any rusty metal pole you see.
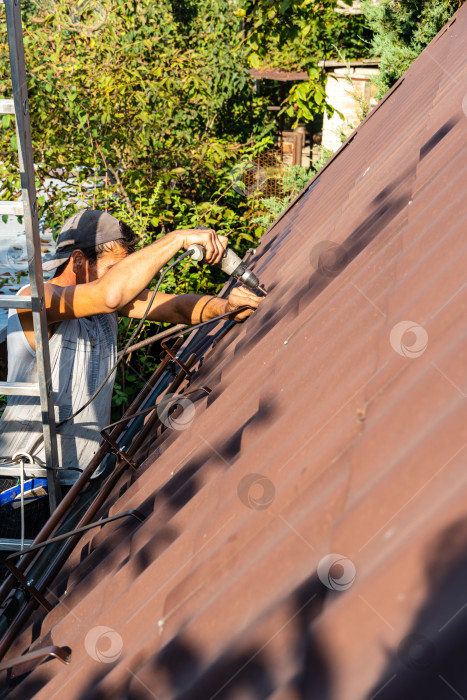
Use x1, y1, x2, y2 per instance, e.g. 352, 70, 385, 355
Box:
0, 343, 182, 610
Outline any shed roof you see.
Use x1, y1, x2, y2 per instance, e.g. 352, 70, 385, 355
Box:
3, 6, 467, 699
249, 60, 379, 83
249, 67, 309, 82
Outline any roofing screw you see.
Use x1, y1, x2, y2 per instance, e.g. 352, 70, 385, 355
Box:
284, 340, 288, 345
23, 98, 29, 115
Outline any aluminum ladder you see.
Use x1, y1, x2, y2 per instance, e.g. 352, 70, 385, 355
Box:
0, 0, 61, 518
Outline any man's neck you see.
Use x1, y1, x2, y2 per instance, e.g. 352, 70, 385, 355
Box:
49, 267, 77, 288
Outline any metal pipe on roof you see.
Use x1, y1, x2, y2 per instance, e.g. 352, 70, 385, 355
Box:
0, 351, 198, 660
6, 510, 145, 560
0, 308, 240, 658
0, 459, 131, 657
0, 342, 182, 624
130, 354, 197, 461
120, 305, 252, 357
118, 323, 187, 356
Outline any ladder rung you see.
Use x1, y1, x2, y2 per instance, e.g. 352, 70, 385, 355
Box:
0, 382, 40, 397
0, 539, 34, 552
0, 99, 15, 115
0, 295, 32, 310
0, 465, 48, 478
0, 201, 24, 217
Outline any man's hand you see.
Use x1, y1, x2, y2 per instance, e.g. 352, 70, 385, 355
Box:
176, 228, 228, 264
225, 285, 263, 322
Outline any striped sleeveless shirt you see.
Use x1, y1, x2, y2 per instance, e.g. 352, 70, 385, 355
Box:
0, 288, 118, 484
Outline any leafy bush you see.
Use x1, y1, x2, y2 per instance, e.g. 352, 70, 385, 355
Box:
0, 0, 282, 413
238, 0, 373, 124
0, 0, 381, 414
1, 0, 275, 243
250, 163, 314, 229
362, 0, 459, 97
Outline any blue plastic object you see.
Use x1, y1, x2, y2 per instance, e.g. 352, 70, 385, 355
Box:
0, 478, 48, 511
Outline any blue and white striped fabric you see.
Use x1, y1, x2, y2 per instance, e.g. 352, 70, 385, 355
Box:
0, 287, 118, 484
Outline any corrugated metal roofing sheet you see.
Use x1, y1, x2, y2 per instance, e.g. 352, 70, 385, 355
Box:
2, 6, 467, 698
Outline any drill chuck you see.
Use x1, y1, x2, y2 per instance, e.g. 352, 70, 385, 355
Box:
187, 243, 260, 290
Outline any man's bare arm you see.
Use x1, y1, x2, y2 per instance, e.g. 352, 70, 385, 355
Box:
16, 229, 229, 350
120, 286, 262, 324
41, 229, 226, 322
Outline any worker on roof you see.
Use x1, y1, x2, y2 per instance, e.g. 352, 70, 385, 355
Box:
0, 210, 260, 532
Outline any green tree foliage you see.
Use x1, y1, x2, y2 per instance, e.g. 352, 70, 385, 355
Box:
250, 163, 314, 228
237, 0, 373, 124
363, 0, 460, 96
242, 1, 371, 68
0, 0, 274, 256
0, 0, 280, 412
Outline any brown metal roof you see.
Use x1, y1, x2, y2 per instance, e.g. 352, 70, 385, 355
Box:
3, 6, 467, 698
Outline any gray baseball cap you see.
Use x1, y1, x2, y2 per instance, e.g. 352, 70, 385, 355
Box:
42, 209, 122, 271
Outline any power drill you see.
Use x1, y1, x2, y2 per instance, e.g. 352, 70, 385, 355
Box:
186, 228, 267, 296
